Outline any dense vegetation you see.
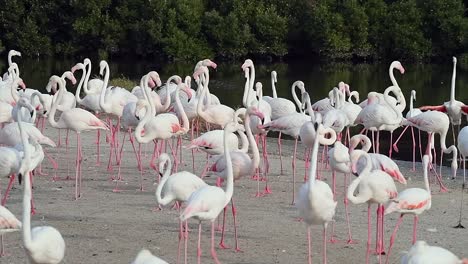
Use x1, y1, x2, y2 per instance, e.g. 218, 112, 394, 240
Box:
1, 0, 468, 62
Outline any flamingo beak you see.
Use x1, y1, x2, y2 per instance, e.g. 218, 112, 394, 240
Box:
71, 76, 77, 85
211, 62, 217, 69
400, 66, 405, 74
19, 81, 26, 90
351, 163, 358, 174
185, 88, 193, 99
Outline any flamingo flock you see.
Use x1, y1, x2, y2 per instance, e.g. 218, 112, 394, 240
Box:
0, 50, 466, 264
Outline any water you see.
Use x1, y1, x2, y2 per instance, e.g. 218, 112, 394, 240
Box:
3, 58, 468, 162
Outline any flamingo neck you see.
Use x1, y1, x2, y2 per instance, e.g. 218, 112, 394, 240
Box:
155, 158, 172, 206
10, 79, 20, 103
450, 59, 456, 102
389, 63, 399, 87
244, 112, 260, 172
307, 125, 322, 189
135, 102, 153, 144
271, 75, 277, 98
75, 67, 86, 104
237, 130, 249, 153
175, 86, 189, 133
423, 159, 430, 195
83, 61, 92, 94
99, 63, 111, 113
223, 127, 234, 206
242, 71, 251, 107
249, 64, 256, 103
48, 79, 65, 129
292, 82, 303, 114
383, 86, 403, 120
196, 78, 207, 120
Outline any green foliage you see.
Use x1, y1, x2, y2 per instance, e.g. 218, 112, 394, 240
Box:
110, 75, 136, 90
0, 0, 467, 61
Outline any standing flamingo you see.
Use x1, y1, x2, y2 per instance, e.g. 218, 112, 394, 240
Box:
401, 241, 468, 264
419, 57, 465, 143
17, 100, 66, 264
296, 122, 337, 264
131, 249, 169, 264
384, 155, 431, 264
47, 75, 108, 199
259, 81, 310, 205
454, 126, 468, 228
347, 150, 398, 264
156, 153, 207, 263
180, 121, 238, 264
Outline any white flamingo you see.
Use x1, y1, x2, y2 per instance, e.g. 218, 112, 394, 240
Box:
401, 241, 468, 264
131, 249, 169, 264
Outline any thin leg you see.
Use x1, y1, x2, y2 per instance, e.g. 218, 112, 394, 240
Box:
291, 137, 298, 205
412, 215, 418, 244
231, 199, 241, 252
411, 127, 416, 171
344, 173, 356, 244
96, 127, 101, 165
75, 133, 81, 200
307, 227, 312, 264
211, 221, 221, 264
385, 214, 404, 264
392, 125, 409, 153
184, 221, 188, 264
366, 204, 371, 264
323, 225, 328, 264
371, 130, 376, 153
218, 207, 229, 249
197, 222, 202, 264
278, 132, 283, 174
388, 131, 393, 158
376, 130, 380, 154
1, 174, 15, 206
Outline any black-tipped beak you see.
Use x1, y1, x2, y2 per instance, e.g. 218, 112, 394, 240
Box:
30, 111, 34, 117
135, 114, 140, 121
43, 110, 47, 115
18, 173, 22, 185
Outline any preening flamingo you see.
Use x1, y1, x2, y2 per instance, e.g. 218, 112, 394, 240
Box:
401, 241, 468, 264
156, 153, 207, 263
17, 101, 66, 264
296, 122, 337, 264
347, 150, 398, 263
131, 249, 169, 264
180, 121, 238, 264
47, 75, 108, 199
384, 155, 431, 264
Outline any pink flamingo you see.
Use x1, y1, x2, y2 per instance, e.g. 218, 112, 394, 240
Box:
259, 81, 310, 205
402, 110, 458, 190
419, 57, 465, 143
156, 153, 207, 264
296, 122, 337, 264
401, 241, 468, 264
323, 87, 351, 140
384, 155, 431, 264
47, 75, 108, 199
355, 85, 405, 157
17, 112, 66, 264
180, 121, 238, 264
392, 90, 423, 171
312, 82, 350, 115
347, 150, 398, 264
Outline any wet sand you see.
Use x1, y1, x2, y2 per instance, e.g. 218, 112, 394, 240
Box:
1, 125, 467, 264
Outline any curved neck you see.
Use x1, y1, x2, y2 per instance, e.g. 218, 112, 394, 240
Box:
389, 64, 399, 87
347, 150, 371, 204
351, 135, 371, 153
244, 113, 260, 171
249, 65, 255, 100
384, 86, 402, 118
242, 71, 251, 107
155, 158, 172, 206
175, 86, 189, 133
10, 79, 20, 102
348, 91, 359, 103
451, 59, 456, 102
271, 74, 277, 98
197, 79, 208, 119
423, 159, 430, 195
291, 82, 303, 114
83, 61, 93, 94
135, 102, 153, 143
237, 130, 249, 153
409, 92, 414, 113
48, 79, 65, 129
75, 67, 87, 104
223, 127, 234, 205
99, 63, 111, 112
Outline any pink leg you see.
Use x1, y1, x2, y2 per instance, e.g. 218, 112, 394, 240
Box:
58, 129, 61, 147
29, 172, 36, 215
304, 148, 311, 182
113, 131, 127, 192
75, 133, 81, 200
366, 204, 371, 264
344, 174, 356, 244
388, 131, 393, 158
371, 130, 376, 153
211, 221, 221, 264
96, 124, 101, 165
167, 139, 178, 173
392, 126, 409, 153
197, 222, 202, 264
323, 225, 328, 264
177, 217, 183, 264
376, 130, 380, 154
412, 215, 418, 244
128, 129, 144, 191
184, 221, 188, 264
307, 227, 312, 264
219, 206, 229, 249
385, 214, 404, 264
291, 137, 298, 205
278, 132, 283, 174
411, 127, 416, 171
1, 174, 15, 206
254, 168, 262, 197
231, 199, 241, 252
331, 171, 336, 200
261, 135, 272, 194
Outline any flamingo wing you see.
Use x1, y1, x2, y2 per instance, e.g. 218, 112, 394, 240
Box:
419, 105, 446, 112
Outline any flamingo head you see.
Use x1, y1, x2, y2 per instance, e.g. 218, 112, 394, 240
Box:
184, 76, 192, 89
241, 59, 253, 71
202, 59, 217, 69
247, 106, 265, 121
99, 60, 108, 76
179, 83, 192, 99
394, 61, 405, 74
244, 67, 250, 79
349, 151, 361, 174
71, 63, 85, 73
62, 71, 77, 85
453, 56, 457, 64
157, 153, 171, 173
224, 121, 238, 134
83, 58, 91, 66
18, 78, 26, 90
10, 50, 21, 57
271, 71, 277, 82
147, 71, 162, 88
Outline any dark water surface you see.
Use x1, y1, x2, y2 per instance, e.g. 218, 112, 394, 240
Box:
3, 58, 468, 162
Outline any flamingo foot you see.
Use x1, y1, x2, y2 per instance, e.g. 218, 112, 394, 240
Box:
219, 242, 230, 249
112, 188, 122, 193
346, 239, 358, 245
215, 225, 222, 232
263, 186, 272, 194
392, 143, 399, 153
30, 208, 36, 216
329, 237, 340, 244
260, 177, 267, 182
439, 186, 448, 193
294, 218, 303, 222
235, 247, 243, 253
254, 192, 264, 197
373, 250, 386, 255
151, 205, 162, 212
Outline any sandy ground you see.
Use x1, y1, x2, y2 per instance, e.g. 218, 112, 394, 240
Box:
1, 124, 467, 264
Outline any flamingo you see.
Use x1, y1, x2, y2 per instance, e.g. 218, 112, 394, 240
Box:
347, 150, 398, 264
356, 85, 405, 157
47, 75, 108, 199
393, 90, 423, 171
156, 153, 207, 263
419, 57, 466, 143
132, 75, 178, 114
401, 241, 468, 264
16, 107, 66, 264
0, 204, 21, 256
131, 249, 169, 264
312, 82, 350, 115
195, 66, 234, 128
384, 155, 431, 264
323, 87, 351, 140
296, 122, 337, 264
259, 81, 310, 205
180, 121, 238, 264
402, 110, 458, 190
262, 71, 297, 119
454, 126, 468, 229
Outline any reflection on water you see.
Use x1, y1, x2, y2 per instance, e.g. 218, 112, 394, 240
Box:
2, 58, 467, 163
